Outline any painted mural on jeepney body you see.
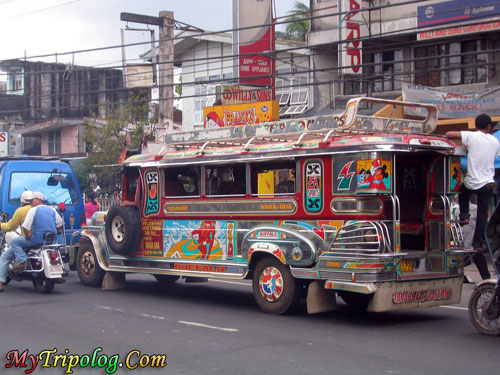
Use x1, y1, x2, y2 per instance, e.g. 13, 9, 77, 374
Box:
305, 161, 323, 213
333, 154, 392, 194
135, 219, 345, 261
144, 170, 160, 216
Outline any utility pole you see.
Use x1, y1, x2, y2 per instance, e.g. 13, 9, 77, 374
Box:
159, 11, 174, 132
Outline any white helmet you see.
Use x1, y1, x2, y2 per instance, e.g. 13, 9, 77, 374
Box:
20, 190, 34, 204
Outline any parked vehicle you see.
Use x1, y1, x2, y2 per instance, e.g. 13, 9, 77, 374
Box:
0, 157, 84, 268
468, 202, 500, 336
77, 97, 469, 315
0, 213, 67, 293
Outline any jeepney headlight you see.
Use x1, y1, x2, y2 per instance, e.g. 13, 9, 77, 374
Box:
292, 247, 303, 261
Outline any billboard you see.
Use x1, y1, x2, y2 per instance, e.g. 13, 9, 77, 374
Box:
204, 101, 279, 128
235, 0, 274, 87
218, 85, 273, 105
339, 0, 366, 75
0, 132, 9, 157
125, 64, 154, 88
417, 0, 500, 29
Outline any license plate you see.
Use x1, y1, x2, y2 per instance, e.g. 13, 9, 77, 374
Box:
49, 264, 63, 273
400, 259, 413, 272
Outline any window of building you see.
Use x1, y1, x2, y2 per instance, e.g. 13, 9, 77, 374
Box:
194, 85, 216, 125
6, 68, 24, 95
164, 166, 201, 197
414, 39, 486, 87
251, 161, 296, 196
206, 164, 246, 196
48, 130, 61, 155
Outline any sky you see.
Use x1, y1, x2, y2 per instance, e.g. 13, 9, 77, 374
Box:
0, 0, 300, 66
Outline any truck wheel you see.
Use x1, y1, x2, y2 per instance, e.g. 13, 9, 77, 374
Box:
252, 257, 301, 315
32, 276, 55, 293
154, 274, 180, 285
105, 205, 141, 255
77, 243, 105, 287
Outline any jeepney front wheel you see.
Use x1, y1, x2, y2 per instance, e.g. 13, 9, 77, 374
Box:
252, 257, 301, 315
77, 242, 105, 287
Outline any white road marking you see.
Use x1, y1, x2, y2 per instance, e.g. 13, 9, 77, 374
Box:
178, 320, 238, 332
439, 305, 468, 311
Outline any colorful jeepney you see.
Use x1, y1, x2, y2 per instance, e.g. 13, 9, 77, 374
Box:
77, 97, 468, 314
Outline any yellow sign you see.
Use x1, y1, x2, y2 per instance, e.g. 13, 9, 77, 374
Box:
204, 100, 279, 128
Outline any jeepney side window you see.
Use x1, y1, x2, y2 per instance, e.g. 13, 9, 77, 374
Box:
250, 161, 296, 196
206, 164, 246, 196
123, 168, 140, 202
164, 166, 201, 197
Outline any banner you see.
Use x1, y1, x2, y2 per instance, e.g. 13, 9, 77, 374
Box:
204, 101, 279, 128
339, 0, 366, 75
402, 83, 500, 119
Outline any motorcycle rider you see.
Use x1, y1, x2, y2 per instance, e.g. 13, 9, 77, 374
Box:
0, 191, 34, 292
0, 191, 62, 292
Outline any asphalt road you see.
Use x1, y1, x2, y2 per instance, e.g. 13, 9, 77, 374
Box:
0, 270, 497, 375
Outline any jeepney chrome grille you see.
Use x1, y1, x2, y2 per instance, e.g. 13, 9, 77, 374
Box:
449, 220, 464, 250
330, 221, 392, 255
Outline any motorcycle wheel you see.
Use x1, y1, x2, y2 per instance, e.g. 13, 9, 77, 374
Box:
32, 276, 55, 294
468, 283, 500, 336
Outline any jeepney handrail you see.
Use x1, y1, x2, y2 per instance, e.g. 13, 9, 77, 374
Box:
161, 97, 439, 149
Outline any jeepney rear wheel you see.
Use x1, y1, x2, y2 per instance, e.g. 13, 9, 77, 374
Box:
338, 291, 371, 311
105, 205, 141, 255
77, 242, 105, 287
154, 274, 180, 285
252, 257, 301, 315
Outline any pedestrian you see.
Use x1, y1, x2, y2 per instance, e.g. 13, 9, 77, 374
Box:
446, 113, 500, 280
84, 191, 100, 225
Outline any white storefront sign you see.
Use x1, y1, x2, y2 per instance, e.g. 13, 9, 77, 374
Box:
0, 132, 9, 156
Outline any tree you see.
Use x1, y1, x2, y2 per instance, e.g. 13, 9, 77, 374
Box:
77, 89, 150, 193
283, 1, 310, 42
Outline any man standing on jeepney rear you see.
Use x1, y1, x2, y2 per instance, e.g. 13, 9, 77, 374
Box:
446, 113, 500, 280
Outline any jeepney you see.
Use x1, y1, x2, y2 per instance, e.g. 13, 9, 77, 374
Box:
77, 97, 468, 315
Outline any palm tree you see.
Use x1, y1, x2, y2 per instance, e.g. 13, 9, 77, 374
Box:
283, 1, 310, 41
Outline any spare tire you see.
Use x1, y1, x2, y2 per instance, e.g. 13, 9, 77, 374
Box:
105, 205, 141, 255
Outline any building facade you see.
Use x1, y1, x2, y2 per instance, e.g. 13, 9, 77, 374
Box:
0, 59, 127, 156
308, 0, 500, 123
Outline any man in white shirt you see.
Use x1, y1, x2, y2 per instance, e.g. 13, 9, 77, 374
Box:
446, 113, 500, 280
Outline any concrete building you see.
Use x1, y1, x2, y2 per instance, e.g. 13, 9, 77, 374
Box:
0, 59, 127, 156
308, 0, 500, 125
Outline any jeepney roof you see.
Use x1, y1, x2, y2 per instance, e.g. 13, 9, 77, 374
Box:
122, 97, 463, 167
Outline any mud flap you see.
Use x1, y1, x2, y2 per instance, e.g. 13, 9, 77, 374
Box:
102, 272, 126, 290
306, 281, 337, 314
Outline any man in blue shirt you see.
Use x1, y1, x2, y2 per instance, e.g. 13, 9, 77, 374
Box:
11, 191, 63, 270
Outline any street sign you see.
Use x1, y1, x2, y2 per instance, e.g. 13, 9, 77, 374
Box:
0, 131, 8, 157
120, 12, 161, 26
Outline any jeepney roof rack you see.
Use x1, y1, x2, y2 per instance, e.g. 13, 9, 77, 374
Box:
163, 97, 438, 153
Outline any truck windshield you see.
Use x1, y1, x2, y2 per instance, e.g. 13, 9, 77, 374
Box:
9, 172, 79, 205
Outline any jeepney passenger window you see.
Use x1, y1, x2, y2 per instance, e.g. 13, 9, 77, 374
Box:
206, 165, 246, 196
251, 161, 296, 196
164, 166, 201, 197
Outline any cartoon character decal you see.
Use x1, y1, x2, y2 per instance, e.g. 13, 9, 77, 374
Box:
450, 159, 463, 192
357, 157, 391, 193
144, 170, 160, 216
